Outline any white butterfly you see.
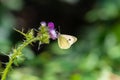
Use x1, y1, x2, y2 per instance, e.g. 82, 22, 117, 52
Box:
58, 33, 77, 49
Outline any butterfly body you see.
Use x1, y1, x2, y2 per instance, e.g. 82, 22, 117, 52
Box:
58, 33, 77, 49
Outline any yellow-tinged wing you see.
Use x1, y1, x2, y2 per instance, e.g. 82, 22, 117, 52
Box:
58, 34, 77, 49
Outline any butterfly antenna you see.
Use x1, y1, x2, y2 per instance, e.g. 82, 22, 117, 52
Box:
56, 26, 61, 35
58, 26, 61, 33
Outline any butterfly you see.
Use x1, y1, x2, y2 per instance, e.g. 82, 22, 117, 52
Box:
58, 33, 77, 49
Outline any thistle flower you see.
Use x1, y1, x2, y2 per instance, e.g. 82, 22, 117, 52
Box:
48, 22, 54, 29
47, 22, 57, 40
40, 21, 46, 26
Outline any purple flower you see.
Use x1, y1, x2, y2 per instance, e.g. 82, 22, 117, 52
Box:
48, 22, 54, 29
48, 22, 57, 40
40, 21, 46, 26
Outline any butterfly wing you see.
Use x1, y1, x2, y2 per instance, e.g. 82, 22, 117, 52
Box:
58, 35, 71, 49
58, 34, 77, 49
61, 34, 77, 45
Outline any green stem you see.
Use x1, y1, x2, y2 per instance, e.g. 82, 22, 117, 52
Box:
1, 38, 39, 80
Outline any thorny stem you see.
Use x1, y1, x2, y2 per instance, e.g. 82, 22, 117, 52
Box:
1, 37, 39, 80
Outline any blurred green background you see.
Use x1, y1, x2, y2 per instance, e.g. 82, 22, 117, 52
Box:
0, 0, 120, 80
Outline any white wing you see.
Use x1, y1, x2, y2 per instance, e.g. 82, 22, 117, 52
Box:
58, 34, 77, 49
61, 34, 77, 45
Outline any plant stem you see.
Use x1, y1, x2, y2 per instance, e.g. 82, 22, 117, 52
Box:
1, 38, 39, 80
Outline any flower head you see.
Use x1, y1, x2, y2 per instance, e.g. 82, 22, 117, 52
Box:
39, 21, 58, 40
48, 22, 55, 29
47, 22, 57, 40
40, 21, 46, 26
